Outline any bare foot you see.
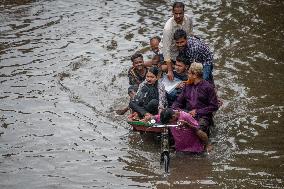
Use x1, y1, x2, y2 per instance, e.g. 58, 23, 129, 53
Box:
206, 144, 214, 153
127, 112, 139, 121
116, 107, 129, 115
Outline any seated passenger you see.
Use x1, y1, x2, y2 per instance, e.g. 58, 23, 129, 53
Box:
150, 36, 164, 64
129, 67, 167, 119
116, 53, 148, 115
166, 54, 190, 107
172, 62, 219, 137
144, 36, 168, 72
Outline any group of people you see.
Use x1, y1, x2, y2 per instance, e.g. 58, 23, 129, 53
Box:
116, 2, 219, 153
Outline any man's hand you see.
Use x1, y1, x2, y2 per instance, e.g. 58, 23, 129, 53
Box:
142, 113, 152, 122
178, 120, 196, 129
176, 82, 185, 89
189, 109, 197, 117
166, 60, 174, 80
167, 70, 174, 80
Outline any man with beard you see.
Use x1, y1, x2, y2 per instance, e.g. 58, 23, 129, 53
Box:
162, 2, 193, 80
172, 62, 218, 137
174, 29, 214, 83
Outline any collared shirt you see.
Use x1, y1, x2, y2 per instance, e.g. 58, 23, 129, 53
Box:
162, 14, 193, 62
172, 80, 219, 121
183, 36, 213, 66
173, 70, 188, 81
127, 67, 147, 86
182, 36, 214, 82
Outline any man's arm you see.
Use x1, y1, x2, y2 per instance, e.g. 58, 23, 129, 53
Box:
165, 60, 174, 80
198, 40, 214, 82
162, 20, 174, 80
172, 86, 187, 110
202, 64, 213, 82
128, 68, 140, 86
158, 82, 167, 110
202, 51, 213, 82
143, 60, 153, 67
180, 116, 208, 146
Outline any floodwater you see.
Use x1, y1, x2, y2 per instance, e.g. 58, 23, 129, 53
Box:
0, 0, 283, 188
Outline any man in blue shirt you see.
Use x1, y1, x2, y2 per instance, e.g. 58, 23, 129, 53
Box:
173, 29, 214, 83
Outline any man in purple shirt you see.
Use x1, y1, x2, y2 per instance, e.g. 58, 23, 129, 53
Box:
158, 108, 208, 153
172, 62, 218, 136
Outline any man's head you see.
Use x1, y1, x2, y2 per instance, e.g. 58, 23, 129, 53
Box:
152, 54, 160, 66
174, 29, 187, 51
175, 54, 190, 74
150, 36, 161, 54
131, 53, 144, 71
160, 108, 178, 124
188, 62, 203, 81
172, 2, 185, 24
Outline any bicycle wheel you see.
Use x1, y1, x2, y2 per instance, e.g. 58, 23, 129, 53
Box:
163, 152, 170, 173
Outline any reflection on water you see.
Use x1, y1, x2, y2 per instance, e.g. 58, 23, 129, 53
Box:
0, 0, 283, 188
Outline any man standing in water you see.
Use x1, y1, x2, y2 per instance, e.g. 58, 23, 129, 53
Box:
162, 2, 193, 80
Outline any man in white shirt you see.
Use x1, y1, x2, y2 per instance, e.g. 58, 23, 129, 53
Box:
162, 2, 193, 80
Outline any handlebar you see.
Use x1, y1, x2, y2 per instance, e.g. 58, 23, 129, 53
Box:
148, 119, 181, 128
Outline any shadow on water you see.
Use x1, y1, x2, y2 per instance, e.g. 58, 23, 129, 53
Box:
0, 0, 283, 188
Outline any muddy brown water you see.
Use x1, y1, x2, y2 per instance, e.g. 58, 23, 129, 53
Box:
0, 0, 283, 188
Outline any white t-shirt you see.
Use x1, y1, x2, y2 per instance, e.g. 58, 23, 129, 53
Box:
162, 14, 193, 62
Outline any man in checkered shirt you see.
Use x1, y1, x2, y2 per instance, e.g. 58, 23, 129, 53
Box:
173, 29, 214, 84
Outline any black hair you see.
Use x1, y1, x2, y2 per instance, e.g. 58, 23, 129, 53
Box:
172, 2, 185, 11
150, 36, 161, 43
176, 53, 190, 66
173, 29, 187, 41
131, 53, 143, 62
148, 66, 160, 77
160, 108, 175, 124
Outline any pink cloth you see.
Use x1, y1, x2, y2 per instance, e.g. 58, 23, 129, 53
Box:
155, 111, 204, 153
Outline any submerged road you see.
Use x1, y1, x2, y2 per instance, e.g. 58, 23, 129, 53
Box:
0, 0, 283, 188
